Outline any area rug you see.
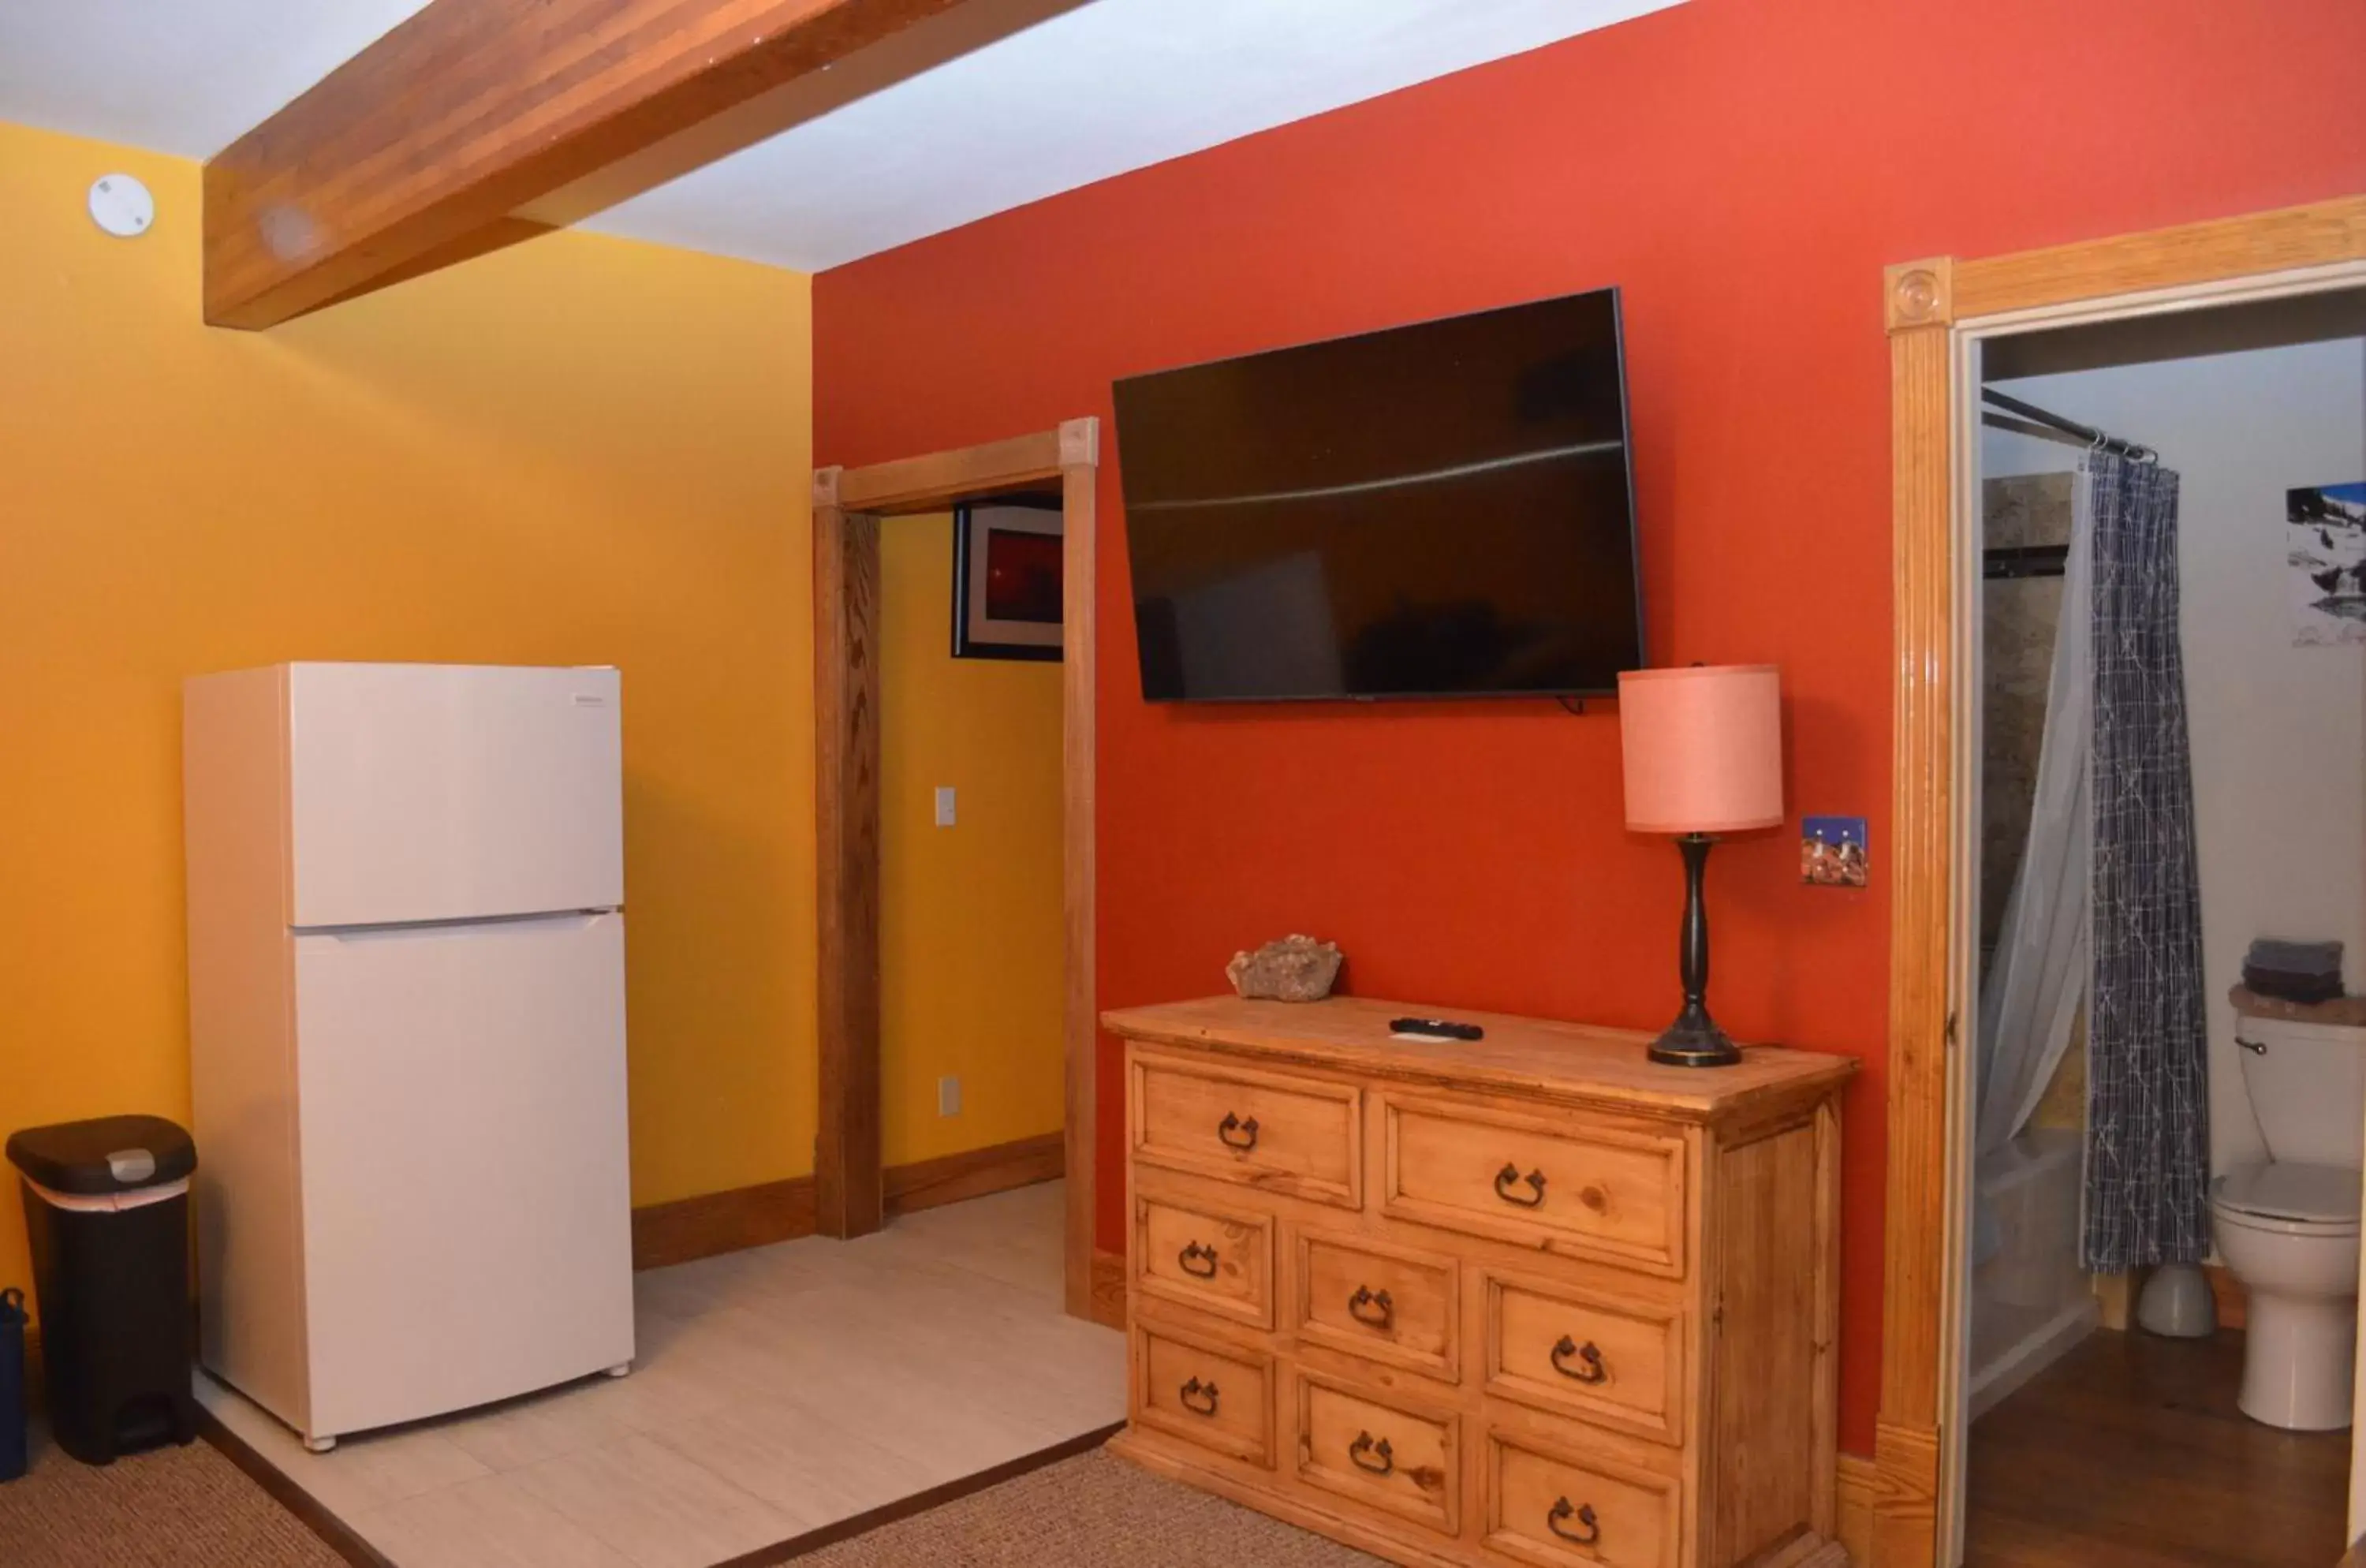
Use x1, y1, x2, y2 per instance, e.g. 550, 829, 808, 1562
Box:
0, 1434, 346, 1568
792, 1448, 1382, 1566
0, 1424, 1382, 1568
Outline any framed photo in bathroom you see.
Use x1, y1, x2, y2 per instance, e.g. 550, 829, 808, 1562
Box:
2286, 482, 2366, 647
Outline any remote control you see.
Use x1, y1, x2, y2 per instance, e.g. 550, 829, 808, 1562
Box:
1389, 1016, 1484, 1041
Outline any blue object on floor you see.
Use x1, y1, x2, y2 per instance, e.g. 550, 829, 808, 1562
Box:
1, 1286, 27, 1482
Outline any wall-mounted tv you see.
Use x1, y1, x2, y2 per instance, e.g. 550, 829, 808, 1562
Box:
1114, 287, 1644, 702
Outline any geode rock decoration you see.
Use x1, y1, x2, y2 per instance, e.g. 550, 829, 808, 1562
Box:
1226, 934, 1343, 1002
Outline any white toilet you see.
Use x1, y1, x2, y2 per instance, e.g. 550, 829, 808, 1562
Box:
2208, 1013, 2366, 1431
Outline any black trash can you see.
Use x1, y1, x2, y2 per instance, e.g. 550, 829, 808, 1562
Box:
1, 1286, 25, 1481
5, 1115, 198, 1464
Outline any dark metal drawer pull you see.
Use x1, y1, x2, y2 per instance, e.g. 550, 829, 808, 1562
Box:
1495, 1163, 1547, 1208
1179, 1376, 1219, 1417
1346, 1431, 1394, 1477
1547, 1499, 1599, 1545
1177, 1240, 1219, 1279
1347, 1286, 1394, 1331
1217, 1112, 1260, 1152
1551, 1335, 1607, 1384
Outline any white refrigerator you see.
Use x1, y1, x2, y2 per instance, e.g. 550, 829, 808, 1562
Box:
185, 663, 634, 1449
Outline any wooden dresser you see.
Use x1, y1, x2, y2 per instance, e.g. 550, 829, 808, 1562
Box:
1104, 996, 1857, 1568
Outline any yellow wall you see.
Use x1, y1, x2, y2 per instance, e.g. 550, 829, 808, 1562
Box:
878, 513, 1065, 1166
0, 121, 815, 1298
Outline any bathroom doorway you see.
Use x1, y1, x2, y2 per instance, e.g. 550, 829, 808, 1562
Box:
1952, 289, 2366, 1565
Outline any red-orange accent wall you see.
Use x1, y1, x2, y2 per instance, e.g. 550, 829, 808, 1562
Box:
815, 0, 2366, 1454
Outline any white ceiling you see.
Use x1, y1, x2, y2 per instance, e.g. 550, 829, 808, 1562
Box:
0, 0, 1681, 274
0, 2, 435, 160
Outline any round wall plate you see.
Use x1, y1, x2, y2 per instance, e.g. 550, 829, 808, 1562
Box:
88, 174, 155, 238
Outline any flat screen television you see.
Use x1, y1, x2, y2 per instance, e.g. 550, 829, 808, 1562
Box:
1114, 287, 1644, 702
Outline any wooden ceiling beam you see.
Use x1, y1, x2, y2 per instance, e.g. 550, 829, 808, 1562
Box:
200, 0, 965, 329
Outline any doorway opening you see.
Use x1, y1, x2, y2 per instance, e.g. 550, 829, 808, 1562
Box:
1957, 290, 2366, 1566
811, 420, 1111, 1324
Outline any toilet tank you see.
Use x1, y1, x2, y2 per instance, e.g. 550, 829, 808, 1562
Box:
2234, 1014, 2366, 1167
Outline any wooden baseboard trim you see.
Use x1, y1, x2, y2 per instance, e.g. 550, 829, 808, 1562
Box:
2204, 1262, 2248, 1331
1869, 1418, 1940, 1568
1835, 1451, 1877, 1566
631, 1132, 1066, 1271
884, 1131, 1064, 1218
2094, 1268, 2135, 1332
631, 1174, 819, 1271
1088, 1247, 1125, 1330
197, 1405, 395, 1568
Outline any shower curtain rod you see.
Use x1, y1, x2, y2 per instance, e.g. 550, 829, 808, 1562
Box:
1980, 388, 2159, 581
1980, 386, 2157, 462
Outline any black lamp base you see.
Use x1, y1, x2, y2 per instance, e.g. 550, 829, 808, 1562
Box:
1650, 832, 1745, 1070
1648, 1001, 1743, 1068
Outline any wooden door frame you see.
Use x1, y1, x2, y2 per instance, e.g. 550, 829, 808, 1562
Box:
1875, 198, 2366, 1567
811, 417, 1104, 1321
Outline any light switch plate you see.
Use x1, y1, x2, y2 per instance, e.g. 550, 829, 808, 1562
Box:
1801, 816, 1868, 887
934, 786, 957, 827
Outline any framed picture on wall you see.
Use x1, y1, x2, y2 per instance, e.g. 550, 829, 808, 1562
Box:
953, 495, 1063, 661
2288, 482, 2366, 646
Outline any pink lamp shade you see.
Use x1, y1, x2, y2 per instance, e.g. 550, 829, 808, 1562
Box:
1617, 665, 1784, 835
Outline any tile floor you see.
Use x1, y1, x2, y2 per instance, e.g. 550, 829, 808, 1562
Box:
196, 1180, 1126, 1567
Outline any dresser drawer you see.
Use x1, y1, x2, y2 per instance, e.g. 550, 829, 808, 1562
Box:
1483, 1428, 1681, 1568
1484, 1272, 1683, 1445
1134, 1321, 1274, 1467
1382, 1095, 1685, 1275
1136, 1191, 1272, 1329
1295, 1372, 1459, 1535
1295, 1230, 1457, 1381
1133, 1053, 1361, 1207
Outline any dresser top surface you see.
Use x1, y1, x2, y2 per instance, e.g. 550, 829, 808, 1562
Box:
1104, 995, 1857, 1123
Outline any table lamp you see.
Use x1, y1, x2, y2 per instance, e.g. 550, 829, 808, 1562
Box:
1617, 665, 1784, 1067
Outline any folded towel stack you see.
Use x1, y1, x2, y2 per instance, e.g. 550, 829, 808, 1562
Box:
2243, 937, 2345, 1004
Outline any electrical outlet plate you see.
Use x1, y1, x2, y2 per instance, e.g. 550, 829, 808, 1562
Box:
934, 786, 957, 827
937, 1076, 961, 1116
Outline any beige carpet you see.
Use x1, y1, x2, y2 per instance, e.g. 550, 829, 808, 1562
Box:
0, 1432, 1379, 1567
0, 1433, 346, 1568
800, 1449, 1383, 1566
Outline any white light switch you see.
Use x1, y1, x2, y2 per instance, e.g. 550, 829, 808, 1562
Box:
938, 1076, 962, 1116
934, 786, 957, 827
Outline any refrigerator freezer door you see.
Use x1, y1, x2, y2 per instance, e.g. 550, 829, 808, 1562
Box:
286, 664, 623, 928
292, 913, 633, 1439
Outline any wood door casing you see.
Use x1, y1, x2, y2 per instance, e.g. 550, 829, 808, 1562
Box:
810, 422, 1103, 1326
1880, 197, 2366, 1568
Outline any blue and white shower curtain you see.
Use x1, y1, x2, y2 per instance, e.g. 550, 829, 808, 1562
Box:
2081, 452, 2210, 1273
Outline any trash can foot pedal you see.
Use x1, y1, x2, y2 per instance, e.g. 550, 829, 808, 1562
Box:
303, 1434, 337, 1454
604, 1361, 632, 1379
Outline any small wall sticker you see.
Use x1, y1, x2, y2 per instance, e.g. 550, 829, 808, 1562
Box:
1802, 816, 1868, 888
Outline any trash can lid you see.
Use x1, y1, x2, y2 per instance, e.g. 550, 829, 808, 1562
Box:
6, 1114, 196, 1196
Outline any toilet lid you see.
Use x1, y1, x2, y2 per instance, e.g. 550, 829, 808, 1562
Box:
2213, 1160, 2362, 1226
